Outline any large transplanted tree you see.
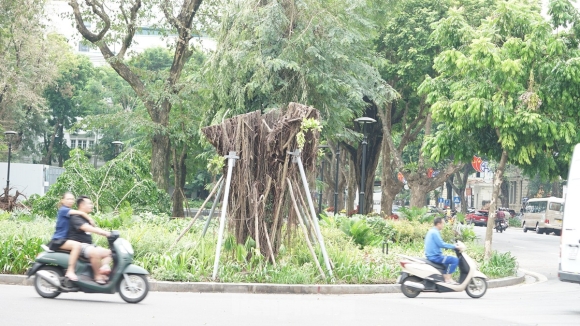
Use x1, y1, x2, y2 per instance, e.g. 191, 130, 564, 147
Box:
420, 0, 580, 259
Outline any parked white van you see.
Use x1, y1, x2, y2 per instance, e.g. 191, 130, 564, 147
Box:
559, 144, 580, 284
521, 197, 564, 235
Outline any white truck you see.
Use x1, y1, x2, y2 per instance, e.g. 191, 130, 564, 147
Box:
559, 144, 580, 284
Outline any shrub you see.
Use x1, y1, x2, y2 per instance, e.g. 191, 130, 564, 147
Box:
28, 148, 170, 218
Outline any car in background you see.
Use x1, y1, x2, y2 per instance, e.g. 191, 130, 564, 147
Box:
466, 210, 508, 227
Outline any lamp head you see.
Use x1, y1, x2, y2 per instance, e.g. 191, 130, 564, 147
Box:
3, 131, 17, 142
354, 117, 376, 124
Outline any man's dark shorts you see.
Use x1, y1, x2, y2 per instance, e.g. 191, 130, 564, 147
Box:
48, 238, 67, 251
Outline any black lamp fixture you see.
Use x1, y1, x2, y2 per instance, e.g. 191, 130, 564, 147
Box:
112, 141, 123, 157
354, 117, 376, 215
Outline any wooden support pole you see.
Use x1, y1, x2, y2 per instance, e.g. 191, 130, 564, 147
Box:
287, 178, 326, 279
169, 175, 224, 251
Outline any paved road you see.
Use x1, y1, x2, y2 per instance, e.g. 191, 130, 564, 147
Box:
2, 227, 579, 326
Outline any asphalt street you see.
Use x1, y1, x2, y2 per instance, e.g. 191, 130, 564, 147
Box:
2, 227, 579, 326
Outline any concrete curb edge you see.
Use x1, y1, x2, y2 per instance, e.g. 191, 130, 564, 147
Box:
0, 271, 526, 295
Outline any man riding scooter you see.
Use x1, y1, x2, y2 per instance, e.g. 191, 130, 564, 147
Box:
68, 196, 112, 284
425, 217, 459, 284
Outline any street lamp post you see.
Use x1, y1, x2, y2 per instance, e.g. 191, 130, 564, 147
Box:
317, 145, 330, 217
112, 141, 123, 157
354, 117, 376, 215
4, 131, 17, 191
333, 143, 340, 214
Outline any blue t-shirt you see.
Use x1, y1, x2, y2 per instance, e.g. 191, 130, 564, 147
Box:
424, 227, 455, 260
51, 206, 72, 240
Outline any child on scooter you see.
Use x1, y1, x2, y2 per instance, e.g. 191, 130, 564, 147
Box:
47, 192, 95, 281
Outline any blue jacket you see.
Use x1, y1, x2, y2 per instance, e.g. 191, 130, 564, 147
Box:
424, 227, 455, 259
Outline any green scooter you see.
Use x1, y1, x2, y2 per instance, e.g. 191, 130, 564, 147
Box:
26, 231, 150, 303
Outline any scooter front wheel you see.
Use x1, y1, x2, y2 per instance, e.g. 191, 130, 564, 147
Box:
34, 266, 63, 299
465, 277, 487, 298
118, 274, 149, 303
401, 276, 422, 298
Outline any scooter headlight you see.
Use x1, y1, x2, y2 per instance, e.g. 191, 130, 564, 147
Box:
120, 239, 134, 255
116, 238, 134, 255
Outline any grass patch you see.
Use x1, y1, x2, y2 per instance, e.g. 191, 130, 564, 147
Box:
0, 210, 519, 283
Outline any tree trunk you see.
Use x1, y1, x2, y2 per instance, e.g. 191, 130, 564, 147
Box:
449, 164, 470, 214
42, 121, 60, 165
500, 180, 509, 208
484, 149, 508, 261
347, 157, 356, 214
171, 143, 187, 218
152, 132, 170, 191
446, 176, 453, 209
409, 184, 429, 208
380, 134, 403, 215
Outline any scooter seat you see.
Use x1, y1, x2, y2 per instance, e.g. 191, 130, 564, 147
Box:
418, 258, 446, 271
52, 249, 90, 262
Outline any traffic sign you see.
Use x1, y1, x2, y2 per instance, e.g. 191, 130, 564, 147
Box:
453, 196, 461, 204
444, 199, 450, 206
438, 198, 444, 203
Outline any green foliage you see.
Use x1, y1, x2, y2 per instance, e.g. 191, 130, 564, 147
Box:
205, 0, 395, 138
508, 217, 522, 228
296, 118, 322, 150
399, 206, 434, 223
339, 218, 382, 248
29, 148, 170, 218
421, 0, 580, 180
0, 212, 516, 282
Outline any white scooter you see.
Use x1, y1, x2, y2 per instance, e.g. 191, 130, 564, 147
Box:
397, 241, 488, 298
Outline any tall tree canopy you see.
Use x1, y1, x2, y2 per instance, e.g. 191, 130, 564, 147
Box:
68, 0, 205, 191
420, 0, 580, 259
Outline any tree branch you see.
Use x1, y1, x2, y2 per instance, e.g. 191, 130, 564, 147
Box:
69, 0, 110, 43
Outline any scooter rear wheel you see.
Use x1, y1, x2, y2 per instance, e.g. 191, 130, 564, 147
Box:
34, 266, 63, 299
118, 274, 149, 303
401, 276, 422, 298
465, 277, 487, 298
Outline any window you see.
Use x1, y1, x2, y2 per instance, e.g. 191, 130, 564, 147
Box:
78, 42, 90, 52
70, 140, 76, 148
525, 201, 547, 213
78, 140, 87, 149
549, 202, 562, 212
89, 140, 94, 149
509, 181, 517, 204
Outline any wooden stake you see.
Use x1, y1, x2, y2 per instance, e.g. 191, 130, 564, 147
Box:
263, 220, 277, 267
169, 175, 224, 251
269, 153, 290, 246
287, 178, 326, 279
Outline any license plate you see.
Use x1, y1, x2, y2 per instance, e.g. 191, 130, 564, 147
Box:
569, 247, 579, 260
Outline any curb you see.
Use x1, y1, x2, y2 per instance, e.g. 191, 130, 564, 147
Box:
0, 271, 525, 295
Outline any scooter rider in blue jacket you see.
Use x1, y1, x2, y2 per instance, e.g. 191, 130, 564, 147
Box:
425, 217, 459, 284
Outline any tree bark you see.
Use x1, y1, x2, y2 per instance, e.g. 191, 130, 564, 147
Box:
449, 164, 470, 213
347, 157, 356, 214
42, 121, 60, 165
171, 142, 187, 218
380, 129, 403, 215
484, 149, 508, 261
